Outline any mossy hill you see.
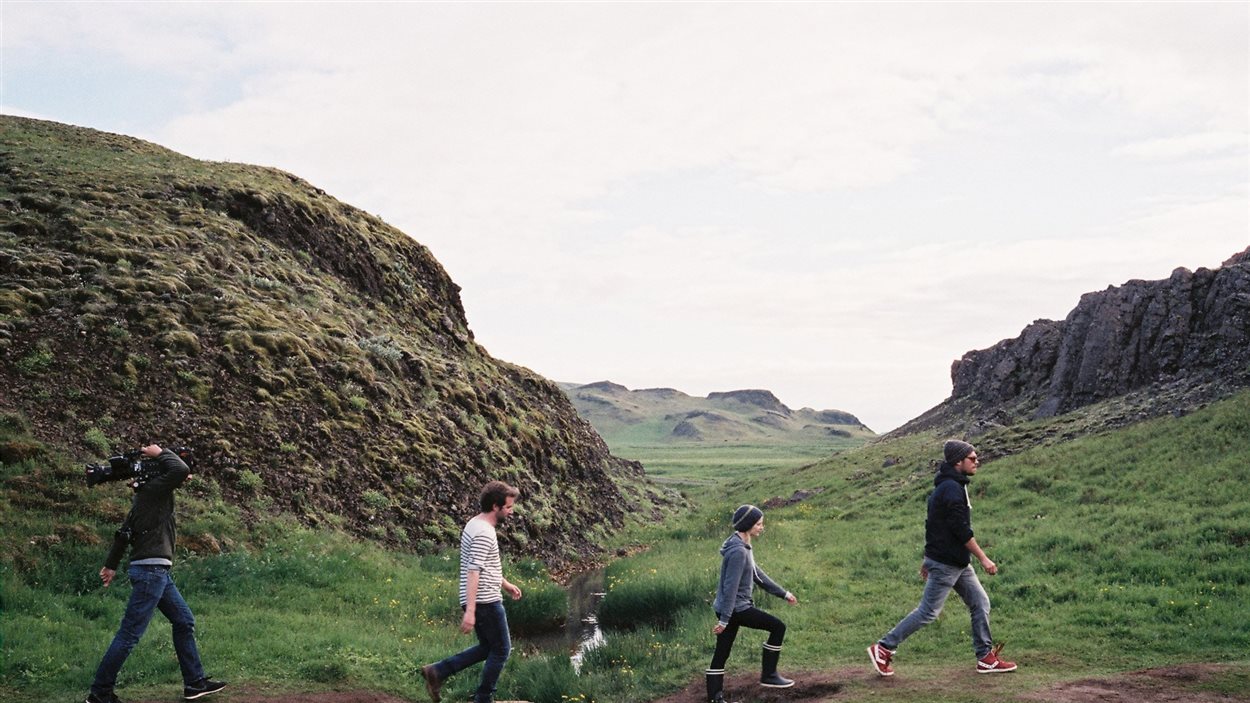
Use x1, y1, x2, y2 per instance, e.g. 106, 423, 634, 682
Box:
0, 116, 671, 566
560, 382, 873, 446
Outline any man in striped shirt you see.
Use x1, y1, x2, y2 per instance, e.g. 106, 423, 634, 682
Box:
420, 481, 523, 703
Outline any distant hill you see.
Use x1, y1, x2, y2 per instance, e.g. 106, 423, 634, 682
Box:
0, 116, 668, 565
559, 382, 875, 447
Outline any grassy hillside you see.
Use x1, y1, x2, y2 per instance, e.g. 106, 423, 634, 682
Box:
6, 389, 1246, 702
0, 116, 671, 566
589, 389, 1250, 701
561, 382, 876, 486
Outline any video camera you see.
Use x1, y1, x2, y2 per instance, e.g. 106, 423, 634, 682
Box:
84, 447, 195, 489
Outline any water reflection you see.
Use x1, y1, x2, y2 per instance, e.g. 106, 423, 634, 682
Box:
523, 567, 607, 674
569, 617, 606, 674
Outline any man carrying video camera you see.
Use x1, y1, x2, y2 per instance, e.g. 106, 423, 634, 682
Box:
85, 444, 226, 703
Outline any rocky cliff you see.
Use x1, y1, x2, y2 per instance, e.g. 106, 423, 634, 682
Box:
0, 116, 663, 563
899, 248, 1250, 435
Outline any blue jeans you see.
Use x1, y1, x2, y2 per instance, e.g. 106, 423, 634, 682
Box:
432, 601, 511, 703
879, 557, 993, 658
91, 565, 206, 696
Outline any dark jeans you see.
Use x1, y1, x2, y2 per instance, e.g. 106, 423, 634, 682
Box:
709, 606, 786, 670
432, 601, 511, 703
879, 557, 993, 658
91, 565, 206, 697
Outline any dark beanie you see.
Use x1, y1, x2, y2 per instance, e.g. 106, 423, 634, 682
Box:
732, 504, 763, 532
944, 439, 976, 465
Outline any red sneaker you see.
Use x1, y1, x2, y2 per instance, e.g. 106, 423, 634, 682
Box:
976, 643, 1017, 674
867, 643, 895, 676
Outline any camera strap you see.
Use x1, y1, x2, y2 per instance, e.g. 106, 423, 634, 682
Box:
115, 508, 154, 544
116, 510, 136, 543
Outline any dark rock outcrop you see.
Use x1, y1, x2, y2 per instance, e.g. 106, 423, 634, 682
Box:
761, 488, 824, 509
682, 411, 733, 424
812, 409, 864, 426
637, 387, 688, 398
579, 380, 629, 394
902, 248, 1250, 435
751, 414, 789, 429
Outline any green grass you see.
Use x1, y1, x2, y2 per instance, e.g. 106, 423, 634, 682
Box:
0, 524, 572, 703
593, 389, 1250, 701
607, 441, 843, 487
598, 559, 708, 631
4, 389, 1250, 702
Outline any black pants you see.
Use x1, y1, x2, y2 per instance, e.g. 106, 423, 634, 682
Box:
709, 606, 786, 670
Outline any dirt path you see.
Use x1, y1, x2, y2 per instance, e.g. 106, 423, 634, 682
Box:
1021, 664, 1249, 703
647, 664, 1248, 703
119, 664, 1247, 703
649, 669, 852, 703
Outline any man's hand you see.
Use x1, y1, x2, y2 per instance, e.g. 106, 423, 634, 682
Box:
980, 556, 998, 575
784, 592, 798, 605
460, 609, 476, 633
712, 622, 726, 635
503, 581, 522, 601
100, 567, 115, 587
141, 444, 162, 458
920, 562, 929, 581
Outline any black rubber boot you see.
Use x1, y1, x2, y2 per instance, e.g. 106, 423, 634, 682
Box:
760, 646, 794, 688
706, 671, 735, 703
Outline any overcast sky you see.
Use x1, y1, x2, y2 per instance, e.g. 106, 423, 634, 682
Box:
3, 2, 1247, 432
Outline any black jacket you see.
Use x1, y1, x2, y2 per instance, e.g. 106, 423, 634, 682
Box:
924, 462, 975, 568
103, 449, 190, 570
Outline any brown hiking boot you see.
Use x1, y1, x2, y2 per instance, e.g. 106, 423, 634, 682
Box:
420, 664, 442, 702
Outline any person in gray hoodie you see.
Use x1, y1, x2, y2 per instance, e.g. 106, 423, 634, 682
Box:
705, 504, 798, 703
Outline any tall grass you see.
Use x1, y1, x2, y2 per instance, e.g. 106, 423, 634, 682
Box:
505, 559, 570, 637
598, 566, 706, 631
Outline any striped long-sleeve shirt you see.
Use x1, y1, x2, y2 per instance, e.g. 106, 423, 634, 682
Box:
458, 516, 503, 607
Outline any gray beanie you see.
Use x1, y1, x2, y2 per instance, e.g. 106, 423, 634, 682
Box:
732, 504, 763, 532
944, 439, 976, 465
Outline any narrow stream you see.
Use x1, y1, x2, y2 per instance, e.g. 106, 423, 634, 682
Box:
524, 567, 607, 674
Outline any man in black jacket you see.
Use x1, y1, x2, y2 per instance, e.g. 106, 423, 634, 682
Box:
86, 445, 226, 703
866, 440, 1017, 677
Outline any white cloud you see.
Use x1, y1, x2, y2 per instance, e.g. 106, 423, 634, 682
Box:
1116, 132, 1250, 161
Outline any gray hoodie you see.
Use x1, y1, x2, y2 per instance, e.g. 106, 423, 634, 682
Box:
712, 533, 788, 625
